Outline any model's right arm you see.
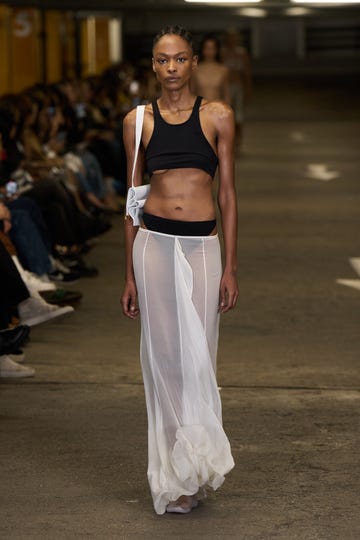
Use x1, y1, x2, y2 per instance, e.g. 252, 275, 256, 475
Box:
121, 109, 145, 319
241, 48, 252, 101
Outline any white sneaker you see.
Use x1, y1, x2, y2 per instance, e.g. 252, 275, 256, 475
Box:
12, 255, 56, 291
349, 257, 360, 277
0, 355, 35, 378
53, 258, 72, 274
8, 350, 25, 363
18, 297, 74, 327
22, 270, 56, 292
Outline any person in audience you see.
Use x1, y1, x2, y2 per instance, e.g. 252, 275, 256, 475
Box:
0, 239, 74, 378
1, 200, 52, 281
0, 324, 31, 378
59, 78, 124, 210
0, 96, 108, 272
0, 62, 138, 380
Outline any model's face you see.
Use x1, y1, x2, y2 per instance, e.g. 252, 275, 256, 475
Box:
152, 35, 197, 90
202, 40, 218, 62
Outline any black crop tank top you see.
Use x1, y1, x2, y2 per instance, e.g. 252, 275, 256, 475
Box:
145, 96, 218, 178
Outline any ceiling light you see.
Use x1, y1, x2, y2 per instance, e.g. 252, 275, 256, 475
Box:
185, 0, 262, 4
237, 7, 267, 16
291, 0, 360, 4
285, 6, 313, 14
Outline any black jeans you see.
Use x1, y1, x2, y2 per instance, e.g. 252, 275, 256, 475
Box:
23, 179, 96, 246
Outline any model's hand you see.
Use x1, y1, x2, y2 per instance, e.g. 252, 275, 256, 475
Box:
219, 269, 238, 313
121, 279, 140, 319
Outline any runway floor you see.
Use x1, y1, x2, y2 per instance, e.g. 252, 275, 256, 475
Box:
1, 78, 360, 539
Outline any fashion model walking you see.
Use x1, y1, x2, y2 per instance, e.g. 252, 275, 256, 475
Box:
192, 34, 230, 103
121, 25, 238, 515
222, 29, 252, 144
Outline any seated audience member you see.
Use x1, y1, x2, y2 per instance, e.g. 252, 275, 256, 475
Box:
0, 64, 136, 380
0, 239, 74, 378
0, 97, 107, 273
0, 324, 31, 378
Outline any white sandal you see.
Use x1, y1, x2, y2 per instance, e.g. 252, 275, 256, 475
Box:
166, 496, 198, 514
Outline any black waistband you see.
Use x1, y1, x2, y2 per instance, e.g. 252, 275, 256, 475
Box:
142, 212, 216, 236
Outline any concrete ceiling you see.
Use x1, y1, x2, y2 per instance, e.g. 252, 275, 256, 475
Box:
3, 0, 360, 15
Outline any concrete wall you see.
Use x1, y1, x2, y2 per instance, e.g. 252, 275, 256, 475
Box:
122, 9, 360, 75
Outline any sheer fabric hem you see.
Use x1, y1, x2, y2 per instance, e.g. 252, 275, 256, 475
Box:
150, 424, 234, 515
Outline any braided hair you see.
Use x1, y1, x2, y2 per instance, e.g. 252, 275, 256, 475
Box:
153, 25, 195, 54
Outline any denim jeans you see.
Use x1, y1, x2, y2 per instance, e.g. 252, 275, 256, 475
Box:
8, 198, 52, 276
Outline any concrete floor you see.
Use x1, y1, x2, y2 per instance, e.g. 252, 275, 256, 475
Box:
1, 79, 360, 540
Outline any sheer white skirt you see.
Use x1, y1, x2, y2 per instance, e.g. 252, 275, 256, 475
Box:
133, 228, 234, 515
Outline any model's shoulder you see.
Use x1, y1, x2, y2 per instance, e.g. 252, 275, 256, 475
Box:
144, 102, 154, 117
124, 103, 153, 128
123, 107, 137, 128
201, 99, 234, 120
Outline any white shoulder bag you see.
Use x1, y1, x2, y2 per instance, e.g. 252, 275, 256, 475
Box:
125, 104, 150, 226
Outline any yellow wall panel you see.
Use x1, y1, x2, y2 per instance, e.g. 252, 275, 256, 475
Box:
81, 17, 95, 77
0, 5, 11, 94
95, 18, 110, 74
62, 12, 77, 80
46, 11, 62, 83
81, 16, 111, 77
10, 8, 41, 92
0, 8, 114, 94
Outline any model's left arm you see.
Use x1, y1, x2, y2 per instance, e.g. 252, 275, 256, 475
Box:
215, 103, 239, 313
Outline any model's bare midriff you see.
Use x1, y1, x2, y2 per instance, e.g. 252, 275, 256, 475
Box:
143, 167, 216, 222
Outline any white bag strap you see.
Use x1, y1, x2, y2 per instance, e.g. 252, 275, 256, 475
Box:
131, 105, 146, 188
